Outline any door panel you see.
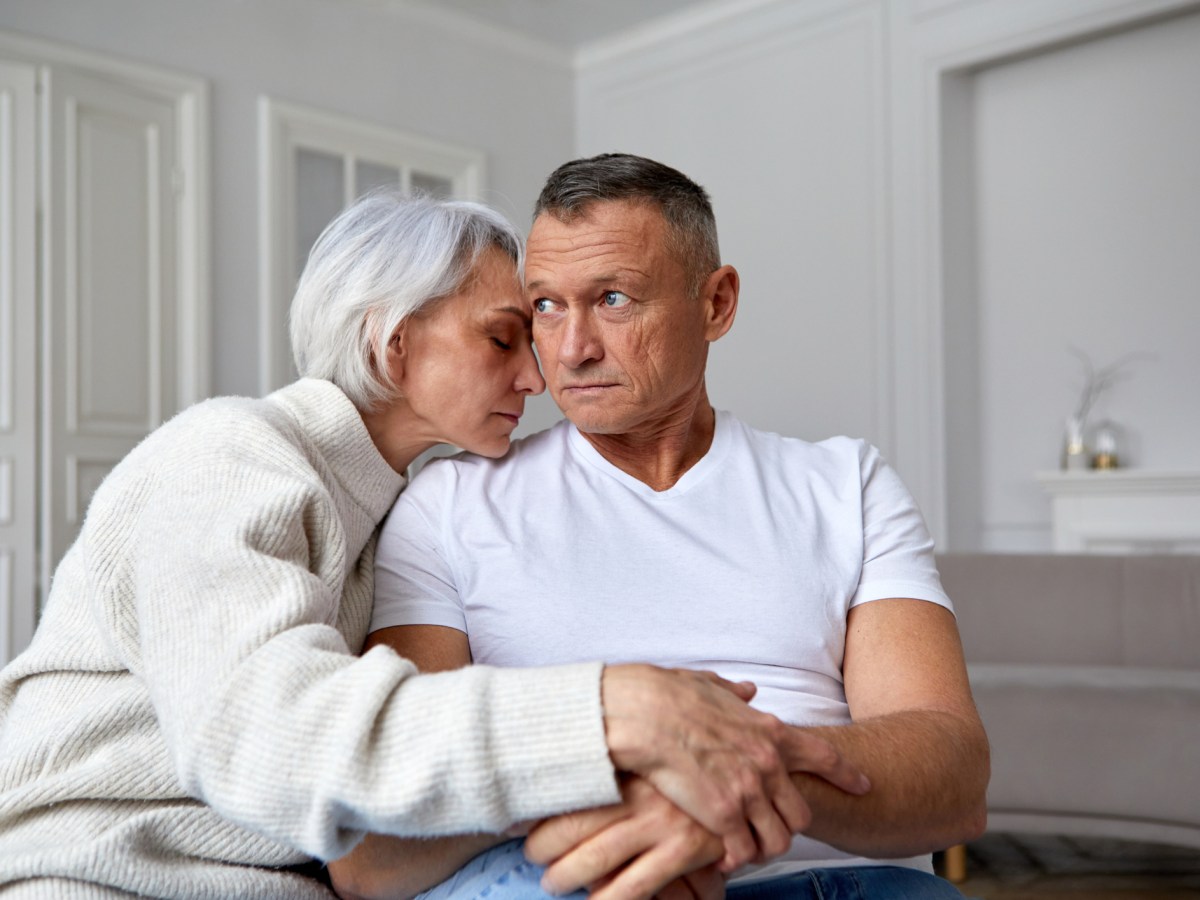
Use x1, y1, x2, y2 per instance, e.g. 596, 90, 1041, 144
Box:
0, 59, 37, 667
41, 65, 179, 588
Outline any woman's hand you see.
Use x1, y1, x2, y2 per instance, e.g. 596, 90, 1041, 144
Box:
600, 664, 870, 870
525, 775, 725, 900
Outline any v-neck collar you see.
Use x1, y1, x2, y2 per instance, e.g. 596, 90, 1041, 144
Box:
566, 411, 732, 499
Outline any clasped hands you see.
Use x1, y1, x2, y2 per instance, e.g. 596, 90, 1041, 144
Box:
522, 665, 871, 899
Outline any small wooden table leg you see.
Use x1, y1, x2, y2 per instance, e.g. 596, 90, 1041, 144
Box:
943, 843, 968, 883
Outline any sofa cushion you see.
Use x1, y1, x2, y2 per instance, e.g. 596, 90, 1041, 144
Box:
970, 662, 1200, 827
937, 553, 1200, 669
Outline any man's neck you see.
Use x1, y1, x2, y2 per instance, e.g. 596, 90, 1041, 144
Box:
579, 400, 717, 492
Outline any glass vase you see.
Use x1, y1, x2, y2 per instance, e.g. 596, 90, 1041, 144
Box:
1062, 416, 1089, 471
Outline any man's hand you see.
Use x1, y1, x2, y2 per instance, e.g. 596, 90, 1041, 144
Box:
525, 776, 725, 900
600, 665, 871, 870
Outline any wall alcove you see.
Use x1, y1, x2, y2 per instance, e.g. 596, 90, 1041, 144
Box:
937, 10, 1200, 553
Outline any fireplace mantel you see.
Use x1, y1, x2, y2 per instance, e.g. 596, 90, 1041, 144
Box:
1036, 470, 1200, 554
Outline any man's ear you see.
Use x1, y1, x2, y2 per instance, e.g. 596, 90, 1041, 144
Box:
701, 265, 739, 342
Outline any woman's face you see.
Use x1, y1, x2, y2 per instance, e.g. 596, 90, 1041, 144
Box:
392, 246, 545, 458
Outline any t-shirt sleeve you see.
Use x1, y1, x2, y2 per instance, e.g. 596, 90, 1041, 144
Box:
372, 462, 468, 633
850, 442, 952, 612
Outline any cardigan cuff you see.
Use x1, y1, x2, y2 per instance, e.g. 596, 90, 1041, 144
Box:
481, 660, 619, 821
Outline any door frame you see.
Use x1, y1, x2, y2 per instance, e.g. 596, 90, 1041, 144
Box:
0, 30, 209, 664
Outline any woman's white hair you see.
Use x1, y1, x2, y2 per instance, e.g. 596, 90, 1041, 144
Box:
290, 189, 523, 410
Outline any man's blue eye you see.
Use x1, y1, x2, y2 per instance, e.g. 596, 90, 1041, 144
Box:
603, 291, 631, 308
533, 299, 554, 314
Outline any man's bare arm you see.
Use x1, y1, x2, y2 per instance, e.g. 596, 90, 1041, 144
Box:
788, 598, 989, 857
526, 597, 989, 893
331, 832, 501, 900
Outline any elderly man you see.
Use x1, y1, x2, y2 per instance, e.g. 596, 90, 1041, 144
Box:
332, 154, 988, 900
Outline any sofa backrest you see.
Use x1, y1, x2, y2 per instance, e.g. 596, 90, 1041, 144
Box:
935, 553, 1200, 670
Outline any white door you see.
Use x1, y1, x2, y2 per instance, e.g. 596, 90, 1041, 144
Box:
39, 64, 181, 591
0, 59, 37, 664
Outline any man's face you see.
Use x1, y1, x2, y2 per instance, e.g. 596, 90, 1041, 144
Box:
525, 201, 713, 436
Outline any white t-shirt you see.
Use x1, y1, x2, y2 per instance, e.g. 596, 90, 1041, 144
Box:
373, 410, 952, 880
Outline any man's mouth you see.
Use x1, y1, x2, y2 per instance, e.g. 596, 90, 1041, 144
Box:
560, 383, 617, 392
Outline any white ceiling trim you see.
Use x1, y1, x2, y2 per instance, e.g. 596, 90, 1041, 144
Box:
575, 0, 790, 66
331, 0, 789, 71
332, 0, 574, 68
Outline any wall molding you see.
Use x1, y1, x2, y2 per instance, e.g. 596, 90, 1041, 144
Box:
65, 454, 121, 525
577, 0, 816, 67
0, 458, 11, 524
0, 54, 34, 668
1036, 469, 1200, 495
578, 0, 880, 77
0, 81, 14, 434
887, 0, 1200, 545
0, 549, 12, 664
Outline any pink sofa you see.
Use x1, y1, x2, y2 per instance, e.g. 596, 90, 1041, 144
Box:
937, 553, 1200, 850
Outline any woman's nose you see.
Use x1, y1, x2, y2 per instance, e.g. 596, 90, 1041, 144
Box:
516, 347, 546, 395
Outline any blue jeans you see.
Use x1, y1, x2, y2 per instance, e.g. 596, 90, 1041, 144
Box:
415, 838, 967, 899
415, 839, 585, 900
726, 865, 967, 898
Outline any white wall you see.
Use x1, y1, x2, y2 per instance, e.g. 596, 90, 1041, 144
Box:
4, 0, 1197, 548
578, 0, 1200, 548
578, 1, 893, 452
0, 0, 575, 427
961, 11, 1200, 551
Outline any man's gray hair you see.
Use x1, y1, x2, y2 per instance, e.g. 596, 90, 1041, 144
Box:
533, 153, 720, 297
290, 189, 522, 411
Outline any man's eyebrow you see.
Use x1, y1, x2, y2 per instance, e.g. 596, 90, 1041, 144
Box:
525, 272, 639, 293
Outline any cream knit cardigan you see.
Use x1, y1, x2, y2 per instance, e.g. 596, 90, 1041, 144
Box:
0, 379, 617, 899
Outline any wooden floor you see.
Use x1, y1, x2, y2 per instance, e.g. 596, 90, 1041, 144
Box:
935, 833, 1200, 899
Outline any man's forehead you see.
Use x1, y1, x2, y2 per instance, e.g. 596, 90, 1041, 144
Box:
526, 202, 667, 272
531, 200, 665, 240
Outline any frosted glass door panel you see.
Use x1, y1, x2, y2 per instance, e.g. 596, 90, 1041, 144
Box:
260, 97, 485, 393
411, 171, 453, 199
355, 160, 400, 197
295, 147, 344, 281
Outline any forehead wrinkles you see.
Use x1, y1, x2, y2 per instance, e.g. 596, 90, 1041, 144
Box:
526, 221, 662, 288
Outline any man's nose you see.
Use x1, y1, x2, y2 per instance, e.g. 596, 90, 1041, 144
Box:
558, 311, 603, 369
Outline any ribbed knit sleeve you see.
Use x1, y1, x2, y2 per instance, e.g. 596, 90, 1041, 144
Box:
89, 389, 618, 860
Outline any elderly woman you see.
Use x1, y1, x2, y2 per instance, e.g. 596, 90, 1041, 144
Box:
0, 192, 854, 899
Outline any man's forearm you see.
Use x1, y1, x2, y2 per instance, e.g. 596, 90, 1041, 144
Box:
329, 832, 504, 900
790, 709, 989, 858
